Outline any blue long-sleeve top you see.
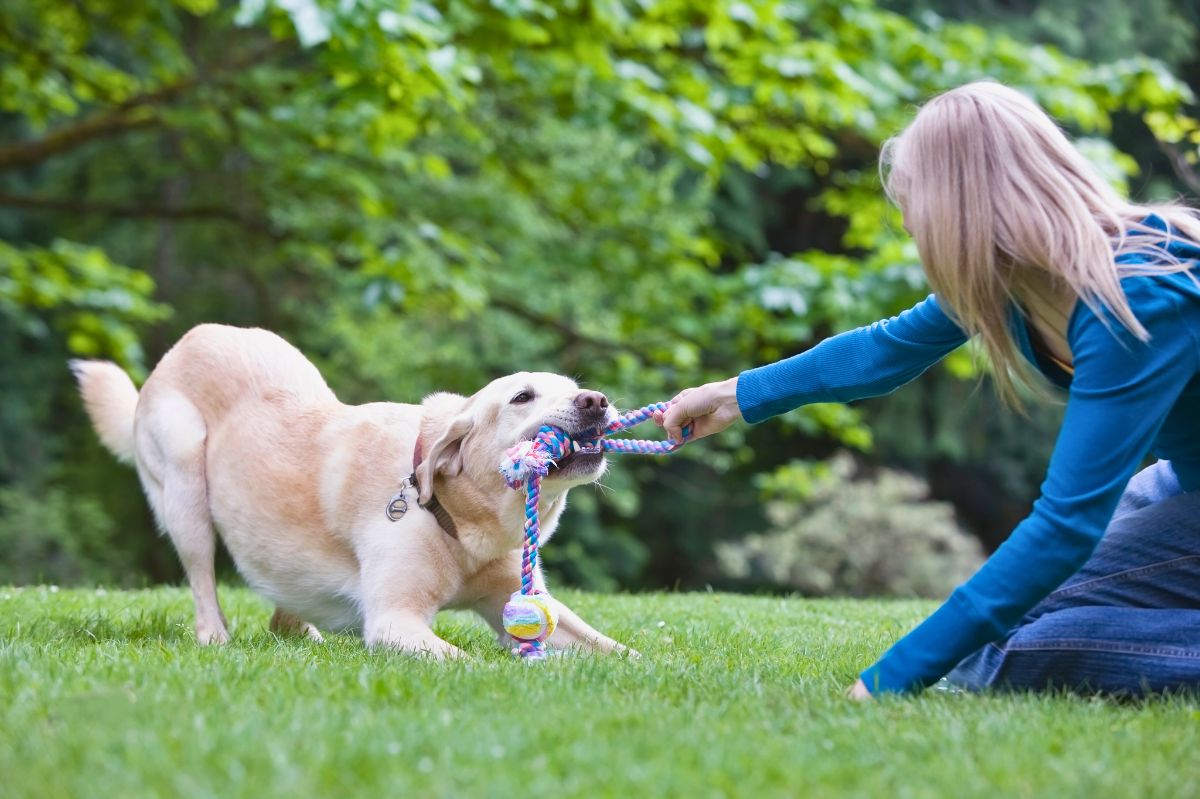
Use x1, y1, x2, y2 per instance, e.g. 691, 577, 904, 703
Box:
736, 227, 1200, 694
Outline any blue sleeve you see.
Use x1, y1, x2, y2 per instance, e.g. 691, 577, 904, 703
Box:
861, 277, 1199, 694
735, 295, 968, 423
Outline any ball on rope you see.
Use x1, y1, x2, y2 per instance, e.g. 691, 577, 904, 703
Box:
502, 590, 558, 642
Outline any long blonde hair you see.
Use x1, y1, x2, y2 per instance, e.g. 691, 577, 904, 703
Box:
882, 80, 1200, 404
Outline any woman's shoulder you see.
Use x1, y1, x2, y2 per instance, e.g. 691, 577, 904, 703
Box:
1069, 270, 1200, 352
1107, 211, 1200, 317
1118, 269, 1200, 311
1118, 212, 1200, 263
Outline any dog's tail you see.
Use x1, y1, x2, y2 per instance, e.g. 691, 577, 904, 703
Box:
70, 360, 139, 465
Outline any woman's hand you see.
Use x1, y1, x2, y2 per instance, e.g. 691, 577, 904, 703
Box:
654, 377, 742, 444
846, 678, 873, 701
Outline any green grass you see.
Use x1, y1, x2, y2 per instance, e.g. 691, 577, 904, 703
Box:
1, 587, 1197, 798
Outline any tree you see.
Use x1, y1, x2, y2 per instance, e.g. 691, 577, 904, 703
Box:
1, 0, 1195, 586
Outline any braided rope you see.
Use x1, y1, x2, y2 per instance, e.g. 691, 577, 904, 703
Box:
599, 402, 685, 455
499, 401, 689, 659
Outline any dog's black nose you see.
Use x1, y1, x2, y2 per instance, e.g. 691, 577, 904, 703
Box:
574, 390, 609, 412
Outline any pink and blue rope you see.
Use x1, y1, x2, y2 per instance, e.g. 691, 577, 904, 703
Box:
599, 402, 686, 455
500, 402, 689, 659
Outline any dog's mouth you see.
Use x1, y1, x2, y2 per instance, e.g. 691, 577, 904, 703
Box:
546, 448, 604, 479
538, 425, 606, 480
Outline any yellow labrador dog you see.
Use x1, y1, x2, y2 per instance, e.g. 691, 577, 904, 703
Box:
73, 323, 628, 657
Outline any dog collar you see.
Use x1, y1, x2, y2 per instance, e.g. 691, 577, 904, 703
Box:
385, 472, 459, 540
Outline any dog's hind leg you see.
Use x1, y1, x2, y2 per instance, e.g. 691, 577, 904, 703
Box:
137, 393, 229, 645
269, 608, 324, 642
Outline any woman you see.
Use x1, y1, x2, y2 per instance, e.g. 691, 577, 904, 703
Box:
658, 81, 1200, 697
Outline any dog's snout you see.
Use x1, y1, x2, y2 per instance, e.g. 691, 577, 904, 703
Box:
573, 390, 609, 412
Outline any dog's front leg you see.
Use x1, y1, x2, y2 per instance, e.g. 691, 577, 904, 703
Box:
358, 521, 465, 659
363, 612, 464, 658
547, 598, 636, 656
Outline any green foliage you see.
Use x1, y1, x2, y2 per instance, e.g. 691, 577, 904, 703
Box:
0, 239, 168, 374
884, 0, 1199, 70
1, 0, 1197, 587
719, 452, 984, 597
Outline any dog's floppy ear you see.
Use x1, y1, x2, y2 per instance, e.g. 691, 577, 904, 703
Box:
415, 397, 475, 505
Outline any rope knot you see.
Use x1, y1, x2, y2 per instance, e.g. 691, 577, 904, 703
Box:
499, 426, 575, 489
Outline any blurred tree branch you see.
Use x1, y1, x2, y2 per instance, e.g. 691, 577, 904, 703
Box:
1159, 141, 1200, 196
0, 193, 281, 239
0, 41, 287, 173
490, 296, 651, 366
0, 107, 164, 173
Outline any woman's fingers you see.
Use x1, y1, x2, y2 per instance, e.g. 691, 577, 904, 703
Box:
662, 404, 690, 444
653, 403, 691, 444
649, 377, 739, 444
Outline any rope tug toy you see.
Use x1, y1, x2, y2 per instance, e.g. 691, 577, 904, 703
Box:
497, 401, 690, 659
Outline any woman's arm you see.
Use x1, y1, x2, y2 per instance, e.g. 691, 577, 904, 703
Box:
736, 294, 968, 423
862, 277, 1199, 694
659, 295, 967, 441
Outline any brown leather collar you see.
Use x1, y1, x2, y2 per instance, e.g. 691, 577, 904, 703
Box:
409, 471, 458, 540
406, 438, 458, 540
386, 470, 459, 540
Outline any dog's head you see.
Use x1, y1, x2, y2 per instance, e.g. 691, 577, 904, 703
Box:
414, 372, 613, 504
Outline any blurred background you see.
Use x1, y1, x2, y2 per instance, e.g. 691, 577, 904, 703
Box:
2, 0, 1197, 597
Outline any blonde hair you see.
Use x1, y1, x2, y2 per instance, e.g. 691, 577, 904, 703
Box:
882, 80, 1200, 404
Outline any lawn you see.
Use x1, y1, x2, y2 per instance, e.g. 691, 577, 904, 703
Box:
1, 586, 1196, 798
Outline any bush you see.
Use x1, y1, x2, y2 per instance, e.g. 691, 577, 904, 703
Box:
0, 486, 130, 585
717, 453, 983, 598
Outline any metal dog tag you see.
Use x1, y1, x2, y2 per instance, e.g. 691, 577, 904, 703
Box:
385, 491, 409, 521
385, 475, 417, 522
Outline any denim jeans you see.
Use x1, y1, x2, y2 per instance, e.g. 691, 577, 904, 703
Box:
945, 460, 1200, 696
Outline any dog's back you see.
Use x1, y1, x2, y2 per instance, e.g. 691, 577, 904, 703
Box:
73, 324, 337, 460
142, 324, 337, 422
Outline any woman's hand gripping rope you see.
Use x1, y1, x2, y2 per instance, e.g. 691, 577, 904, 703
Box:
652, 377, 741, 445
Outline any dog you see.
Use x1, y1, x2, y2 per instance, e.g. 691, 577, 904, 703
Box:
72, 323, 630, 657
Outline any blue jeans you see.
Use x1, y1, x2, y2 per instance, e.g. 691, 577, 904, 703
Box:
946, 460, 1200, 696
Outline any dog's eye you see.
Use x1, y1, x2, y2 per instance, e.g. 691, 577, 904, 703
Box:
510, 390, 535, 405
